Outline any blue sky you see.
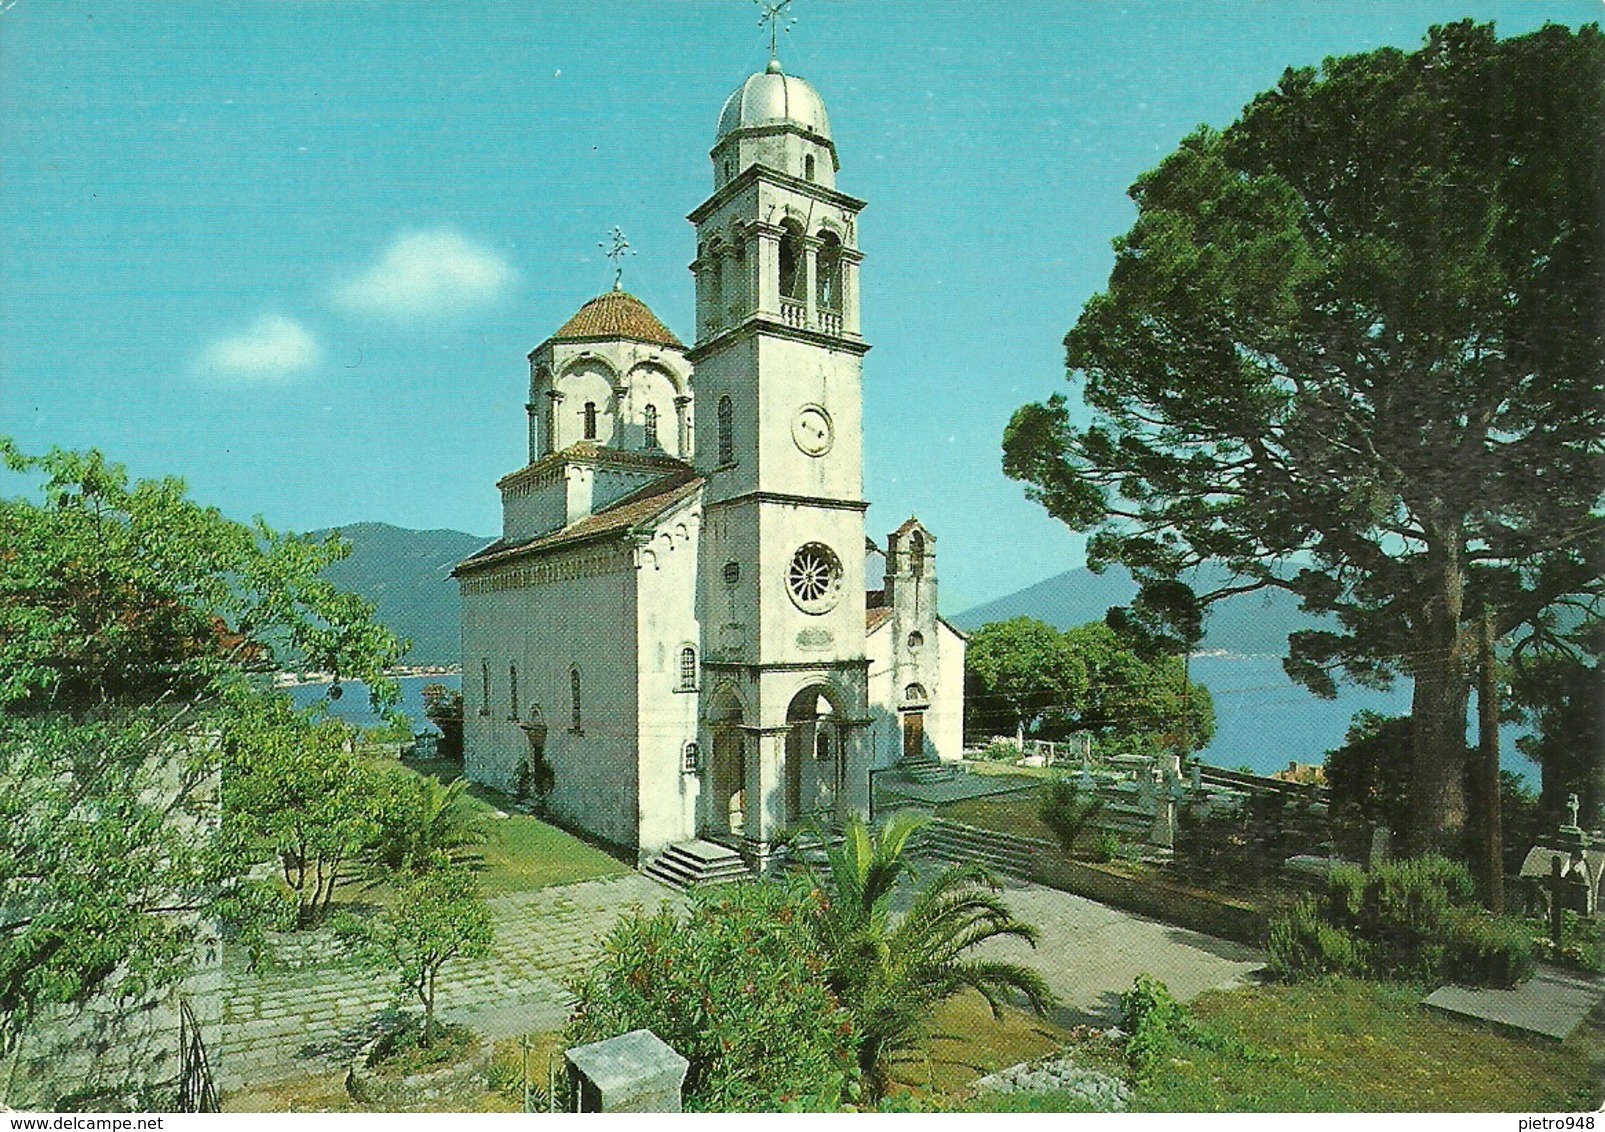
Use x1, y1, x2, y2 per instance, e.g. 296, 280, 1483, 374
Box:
1, 0, 1595, 612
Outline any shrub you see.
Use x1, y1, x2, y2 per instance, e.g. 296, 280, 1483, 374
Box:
1039, 776, 1105, 853
978, 740, 1022, 762
1090, 831, 1121, 863
1271, 855, 1534, 988
1446, 913, 1536, 989
1119, 975, 1187, 1082
566, 882, 856, 1112
1266, 898, 1364, 980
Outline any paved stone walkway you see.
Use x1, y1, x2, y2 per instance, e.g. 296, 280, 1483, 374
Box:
899, 857, 1265, 1029
220, 865, 1263, 1092
219, 874, 683, 1090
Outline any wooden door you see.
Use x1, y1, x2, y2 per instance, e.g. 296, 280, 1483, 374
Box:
902, 711, 924, 762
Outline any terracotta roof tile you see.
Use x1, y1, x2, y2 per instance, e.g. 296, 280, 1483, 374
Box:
866, 607, 893, 633
454, 470, 702, 575
548, 290, 683, 349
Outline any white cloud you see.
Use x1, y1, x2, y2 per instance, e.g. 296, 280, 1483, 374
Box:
198, 314, 321, 382
332, 229, 513, 319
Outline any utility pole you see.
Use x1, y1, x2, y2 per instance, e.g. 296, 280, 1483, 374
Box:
1478, 606, 1503, 913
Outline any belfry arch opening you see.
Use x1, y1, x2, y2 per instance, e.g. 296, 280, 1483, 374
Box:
816, 230, 843, 313
778, 220, 805, 302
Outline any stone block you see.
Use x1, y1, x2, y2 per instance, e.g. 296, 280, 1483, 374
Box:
565, 1028, 689, 1113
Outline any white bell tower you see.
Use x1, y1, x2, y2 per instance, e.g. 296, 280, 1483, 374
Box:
689, 53, 871, 859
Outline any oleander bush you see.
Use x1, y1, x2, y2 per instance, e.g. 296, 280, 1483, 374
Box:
565, 881, 857, 1112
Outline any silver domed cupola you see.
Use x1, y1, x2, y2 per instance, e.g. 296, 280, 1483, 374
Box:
711, 60, 838, 189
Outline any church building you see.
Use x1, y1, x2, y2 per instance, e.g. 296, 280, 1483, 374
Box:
454, 57, 965, 867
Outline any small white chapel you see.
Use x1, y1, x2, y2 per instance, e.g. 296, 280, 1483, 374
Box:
454, 53, 965, 870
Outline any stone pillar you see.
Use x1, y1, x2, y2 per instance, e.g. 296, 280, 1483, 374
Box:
544, 389, 564, 455
1151, 796, 1175, 850
841, 249, 864, 335
674, 394, 692, 460
753, 222, 783, 318
565, 1029, 689, 1113
802, 236, 821, 328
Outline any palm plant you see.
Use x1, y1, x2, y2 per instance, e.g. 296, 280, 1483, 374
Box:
369, 774, 487, 875
808, 813, 1056, 1100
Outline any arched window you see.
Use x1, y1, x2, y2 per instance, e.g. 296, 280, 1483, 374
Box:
679, 646, 697, 691
508, 662, 519, 720
717, 395, 734, 465
907, 630, 925, 651
816, 231, 843, 312
908, 531, 926, 579
480, 660, 490, 716
583, 401, 598, 440
778, 221, 804, 301
804, 154, 816, 182
904, 683, 929, 704
570, 667, 582, 732
643, 404, 660, 449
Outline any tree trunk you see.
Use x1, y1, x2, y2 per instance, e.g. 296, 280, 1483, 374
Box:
1477, 608, 1502, 912
423, 969, 436, 1048
1407, 556, 1469, 857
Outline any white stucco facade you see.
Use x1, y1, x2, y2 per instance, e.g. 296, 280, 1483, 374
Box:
455, 60, 962, 864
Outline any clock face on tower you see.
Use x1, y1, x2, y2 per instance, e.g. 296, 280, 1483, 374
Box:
791, 403, 834, 456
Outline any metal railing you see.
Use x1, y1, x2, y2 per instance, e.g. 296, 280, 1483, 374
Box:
178, 998, 220, 1113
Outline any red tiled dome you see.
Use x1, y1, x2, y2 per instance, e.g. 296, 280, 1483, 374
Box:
550, 290, 683, 349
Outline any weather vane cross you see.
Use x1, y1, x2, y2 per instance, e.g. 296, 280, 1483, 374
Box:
599, 226, 634, 291
755, 0, 796, 64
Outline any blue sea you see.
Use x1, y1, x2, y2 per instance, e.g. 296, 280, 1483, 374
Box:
290, 659, 1541, 788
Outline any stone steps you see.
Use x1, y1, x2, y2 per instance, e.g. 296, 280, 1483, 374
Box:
913, 819, 1043, 878
899, 755, 957, 784
641, 839, 752, 890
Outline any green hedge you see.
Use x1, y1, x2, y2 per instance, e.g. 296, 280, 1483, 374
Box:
1267, 856, 1534, 988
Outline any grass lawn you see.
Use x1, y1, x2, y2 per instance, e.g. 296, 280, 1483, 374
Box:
390, 755, 628, 895
888, 990, 1074, 1100
1125, 977, 1604, 1112
938, 783, 1054, 843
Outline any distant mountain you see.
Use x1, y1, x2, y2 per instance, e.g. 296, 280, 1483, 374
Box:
313, 522, 492, 665
951, 563, 1330, 657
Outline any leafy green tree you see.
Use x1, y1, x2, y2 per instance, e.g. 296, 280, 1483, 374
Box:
965, 618, 1086, 744
1507, 626, 1604, 826
0, 440, 405, 713
0, 712, 212, 1059
0, 441, 406, 1047
1062, 622, 1214, 758
367, 774, 487, 876
1002, 22, 1604, 854
220, 696, 380, 926
1323, 712, 1417, 838
566, 883, 856, 1112
809, 815, 1055, 1102
338, 865, 492, 1048
966, 618, 1212, 757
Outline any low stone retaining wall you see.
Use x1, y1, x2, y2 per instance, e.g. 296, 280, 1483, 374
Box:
1030, 854, 1268, 947
924, 818, 1268, 947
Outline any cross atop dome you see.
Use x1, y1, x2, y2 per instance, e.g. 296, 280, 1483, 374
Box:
755, 0, 796, 69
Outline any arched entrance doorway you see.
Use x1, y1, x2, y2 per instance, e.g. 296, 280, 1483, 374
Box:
901, 683, 930, 763
705, 685, 747, 839
785, 686, 843, 827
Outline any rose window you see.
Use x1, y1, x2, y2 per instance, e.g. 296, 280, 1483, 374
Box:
786, 542, 843, 614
